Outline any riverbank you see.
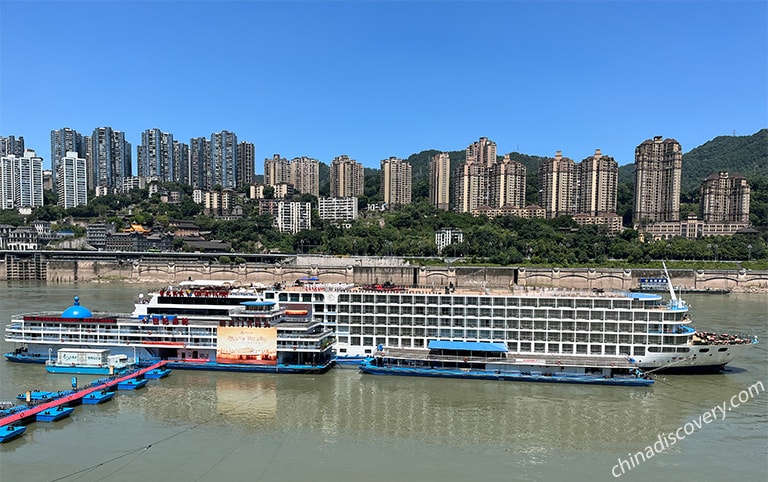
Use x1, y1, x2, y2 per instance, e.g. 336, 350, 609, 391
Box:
3, 252, 767, 293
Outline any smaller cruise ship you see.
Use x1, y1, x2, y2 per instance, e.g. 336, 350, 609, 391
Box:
5, 288, 335, 374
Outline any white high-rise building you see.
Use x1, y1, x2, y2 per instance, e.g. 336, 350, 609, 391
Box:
57, 151, 88, 209
0, 149, 44, 210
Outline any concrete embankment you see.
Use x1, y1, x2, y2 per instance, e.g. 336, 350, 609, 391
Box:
2, 252, 767, 293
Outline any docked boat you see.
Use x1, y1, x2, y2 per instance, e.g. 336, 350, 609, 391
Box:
359, 341, 653, 387
144, 368, 172, 379
45, 347, 135, 375
5, 283, 335, 374
16, 390, 62, 402
4, 269, 756, 374
81, 390, 116, 404
117, 378, 148, 390
36, 405, 74, 422
0, 424, 26, 443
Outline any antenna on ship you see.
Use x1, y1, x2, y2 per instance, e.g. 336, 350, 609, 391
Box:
662, 261, 676, 302
662, 261, 683, 309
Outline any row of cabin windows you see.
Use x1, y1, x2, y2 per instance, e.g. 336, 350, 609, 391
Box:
335, 306, 676, 322
336, 336, 651, 357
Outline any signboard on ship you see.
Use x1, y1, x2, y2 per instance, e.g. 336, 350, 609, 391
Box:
216, 327, 277, 365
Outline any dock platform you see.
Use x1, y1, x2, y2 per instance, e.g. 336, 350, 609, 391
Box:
0, 361, 167, 428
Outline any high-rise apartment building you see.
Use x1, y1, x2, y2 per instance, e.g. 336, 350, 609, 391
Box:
1, 135, 25, 157
539, 151, 578, 219
318, 197, 358, 222
264, 154, 291, 186
454, 158, 488, 213
51, 128, 85, 186
290, 156, 320, 198
490, 154, 527, 209
237, 141, 255, 187
0, 149, 43, 209
633, 136, 682, 227
330, 155, 364, 198
189, 137, 210, 189
700, 172, 750, 223
89, 127, 131, 192
466, 136, 497, 168
429, 152, 451, 211
454, 137, 509, 214
57, 151, 88, 209
211, 130, 237, 189
579, 149, 618, 215
173, 140, 189, 184
380, 156, 412, 208
138, 128, 174, 182
276, 201, 312, 234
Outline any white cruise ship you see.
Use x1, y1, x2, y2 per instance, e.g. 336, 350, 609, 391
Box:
4, 277, 756, 373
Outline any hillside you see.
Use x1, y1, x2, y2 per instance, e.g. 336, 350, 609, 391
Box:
680, 129, 768, 191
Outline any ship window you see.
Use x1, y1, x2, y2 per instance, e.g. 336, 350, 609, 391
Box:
604, 345, 617, 355
718, 347, 728, 352
677, 347, 690, 353
576, 344, 588, 354
619, 346, 631, 355
699, 348, 710, 353
590, 345, 602, 355
539, 298, 556, 308
594, 300, 610, 309
534, 342, 545, 353
561, 343, 573, 353
548, 343, 559, 352
520, 342, 531, 352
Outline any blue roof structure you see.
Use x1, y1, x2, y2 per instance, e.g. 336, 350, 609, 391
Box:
240, 301, 275, 307
61, 296, 93, 319
627, 292, 662, 300
428, 340, 508, 353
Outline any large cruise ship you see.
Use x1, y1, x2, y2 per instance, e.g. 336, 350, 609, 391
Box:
4, 274, 757, 374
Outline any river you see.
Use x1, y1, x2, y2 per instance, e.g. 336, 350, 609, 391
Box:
0, 282, 766, 481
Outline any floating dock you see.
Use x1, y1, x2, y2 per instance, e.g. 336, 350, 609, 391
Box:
0, 361, 167, 430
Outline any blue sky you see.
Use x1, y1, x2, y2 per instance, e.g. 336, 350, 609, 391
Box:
1, 0, 766, 172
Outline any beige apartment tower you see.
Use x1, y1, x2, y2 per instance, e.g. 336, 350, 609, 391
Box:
429, 152, 451, 211
380, 156, 412, 208
700, 172, 750, 223
539, 151, 578, 219
579, 149, 618, 215
490, 154, 527, 209
330, 155, 364, 198
633, 136, 682, 227
290, 156, 320, 198
264, 154, 290, 186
